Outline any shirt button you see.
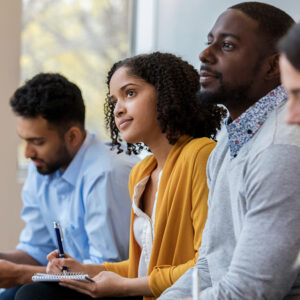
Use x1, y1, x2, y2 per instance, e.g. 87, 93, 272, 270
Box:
247, 129, 253, 134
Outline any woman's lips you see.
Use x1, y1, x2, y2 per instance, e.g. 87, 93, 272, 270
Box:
119, 119, 133, 130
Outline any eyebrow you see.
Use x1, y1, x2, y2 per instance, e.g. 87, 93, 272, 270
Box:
208, 32, 241, 41
291, 88, 300, 96
18, 136, 44, 142
120, 83, 139, 91
109, 83, 139, 99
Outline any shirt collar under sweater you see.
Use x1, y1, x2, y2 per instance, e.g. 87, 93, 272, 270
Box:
225, 85, 287, 159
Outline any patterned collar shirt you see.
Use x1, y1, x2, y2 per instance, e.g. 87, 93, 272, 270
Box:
225, 85, 287, 159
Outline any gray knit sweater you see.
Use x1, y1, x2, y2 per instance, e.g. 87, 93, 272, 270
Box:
159, 102, 300, 299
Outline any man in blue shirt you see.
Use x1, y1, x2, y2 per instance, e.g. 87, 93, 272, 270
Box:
0, 73, 137, 300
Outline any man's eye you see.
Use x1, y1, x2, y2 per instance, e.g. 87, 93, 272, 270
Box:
205, 40, 213, 46
126, 90, 136, 98
33, 141, 44, 146
222, 41, 234, 50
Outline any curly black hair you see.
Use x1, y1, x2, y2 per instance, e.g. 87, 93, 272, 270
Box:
10, 73, 85, 134
104, 52, 226, 154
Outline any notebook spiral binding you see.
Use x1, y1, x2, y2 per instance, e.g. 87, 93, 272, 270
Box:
32, 272, 94, 282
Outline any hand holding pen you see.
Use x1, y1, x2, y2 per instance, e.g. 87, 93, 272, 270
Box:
53, 222, 68, 274
46, 250, 85, 274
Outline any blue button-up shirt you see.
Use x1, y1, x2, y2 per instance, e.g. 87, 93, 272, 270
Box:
226, 85, 287, 159
17, 132, 138, 265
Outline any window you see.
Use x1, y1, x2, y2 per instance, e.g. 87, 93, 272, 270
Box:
19, 0, 133, 174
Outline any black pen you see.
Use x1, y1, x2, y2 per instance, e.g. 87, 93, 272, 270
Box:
53, 221, 67, 274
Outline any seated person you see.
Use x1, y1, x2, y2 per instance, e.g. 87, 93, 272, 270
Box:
0, 73, 137, 300
15, 52, 226, 300
279, 22, 300, 127
159, 2, 300, 299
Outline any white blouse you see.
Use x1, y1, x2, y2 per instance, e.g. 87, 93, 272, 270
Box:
132, 171, 162, 277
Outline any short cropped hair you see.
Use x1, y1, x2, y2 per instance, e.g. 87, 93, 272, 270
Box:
279, 22, 300, 72
230, 2, 295, 54
104, 52, 226, 154
10, 73, 85, 133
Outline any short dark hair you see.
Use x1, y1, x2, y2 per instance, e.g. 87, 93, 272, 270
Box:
279, 22, 300, 72
104, 52, 226, 154
10, 73, 85, 133
230, 2, 295, 54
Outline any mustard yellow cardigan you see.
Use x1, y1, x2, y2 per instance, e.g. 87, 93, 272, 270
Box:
103, 135, 215, 299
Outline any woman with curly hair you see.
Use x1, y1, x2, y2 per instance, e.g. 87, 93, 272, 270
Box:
16, 52, 225, 300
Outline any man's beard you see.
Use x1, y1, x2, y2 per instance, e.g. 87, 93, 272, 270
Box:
196, 80, 253, 111
197, 62, 261, 111
34, 144, 73, 175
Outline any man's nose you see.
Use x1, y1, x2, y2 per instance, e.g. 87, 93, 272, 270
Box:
199, 43, 217, 65
24, 143, 36, 159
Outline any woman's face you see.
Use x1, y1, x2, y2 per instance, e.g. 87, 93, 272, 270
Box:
109, 66, 163, 145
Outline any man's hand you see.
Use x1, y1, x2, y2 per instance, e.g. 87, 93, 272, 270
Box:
46, 250, 104, 277
46, 250, 85, 274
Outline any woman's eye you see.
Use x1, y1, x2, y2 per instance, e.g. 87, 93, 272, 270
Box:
126, 90, 136, 98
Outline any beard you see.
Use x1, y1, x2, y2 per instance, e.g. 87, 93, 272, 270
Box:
196, 80, 253, 111
197, 60, 263, 112
34, 143, 73, 175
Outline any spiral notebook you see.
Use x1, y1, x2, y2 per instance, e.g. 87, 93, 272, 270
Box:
32, 272, 94, 283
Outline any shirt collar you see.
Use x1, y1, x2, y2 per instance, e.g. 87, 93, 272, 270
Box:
60, 132, 93, 186
225, 85, 287, 159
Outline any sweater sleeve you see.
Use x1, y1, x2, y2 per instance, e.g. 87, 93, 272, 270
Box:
149, 142, 214, 297
102, 259, 129, 277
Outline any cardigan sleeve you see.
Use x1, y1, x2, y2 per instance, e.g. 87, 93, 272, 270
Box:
102, 259, 129, 277
148, 142, 214, 297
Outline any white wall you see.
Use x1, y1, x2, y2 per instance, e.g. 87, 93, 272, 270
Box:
134, 0, 300, 68
0, 0, 23, 250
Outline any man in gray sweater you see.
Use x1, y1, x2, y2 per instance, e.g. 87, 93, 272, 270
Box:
159, 2, 300, 300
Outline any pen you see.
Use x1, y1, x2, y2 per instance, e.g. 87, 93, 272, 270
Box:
53, 221, 67, 274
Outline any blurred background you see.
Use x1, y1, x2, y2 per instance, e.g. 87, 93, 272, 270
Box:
1, 0, 299, 249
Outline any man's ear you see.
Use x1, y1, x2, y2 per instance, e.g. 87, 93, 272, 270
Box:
265, 53, 280, 81
64, 126, 83, 149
